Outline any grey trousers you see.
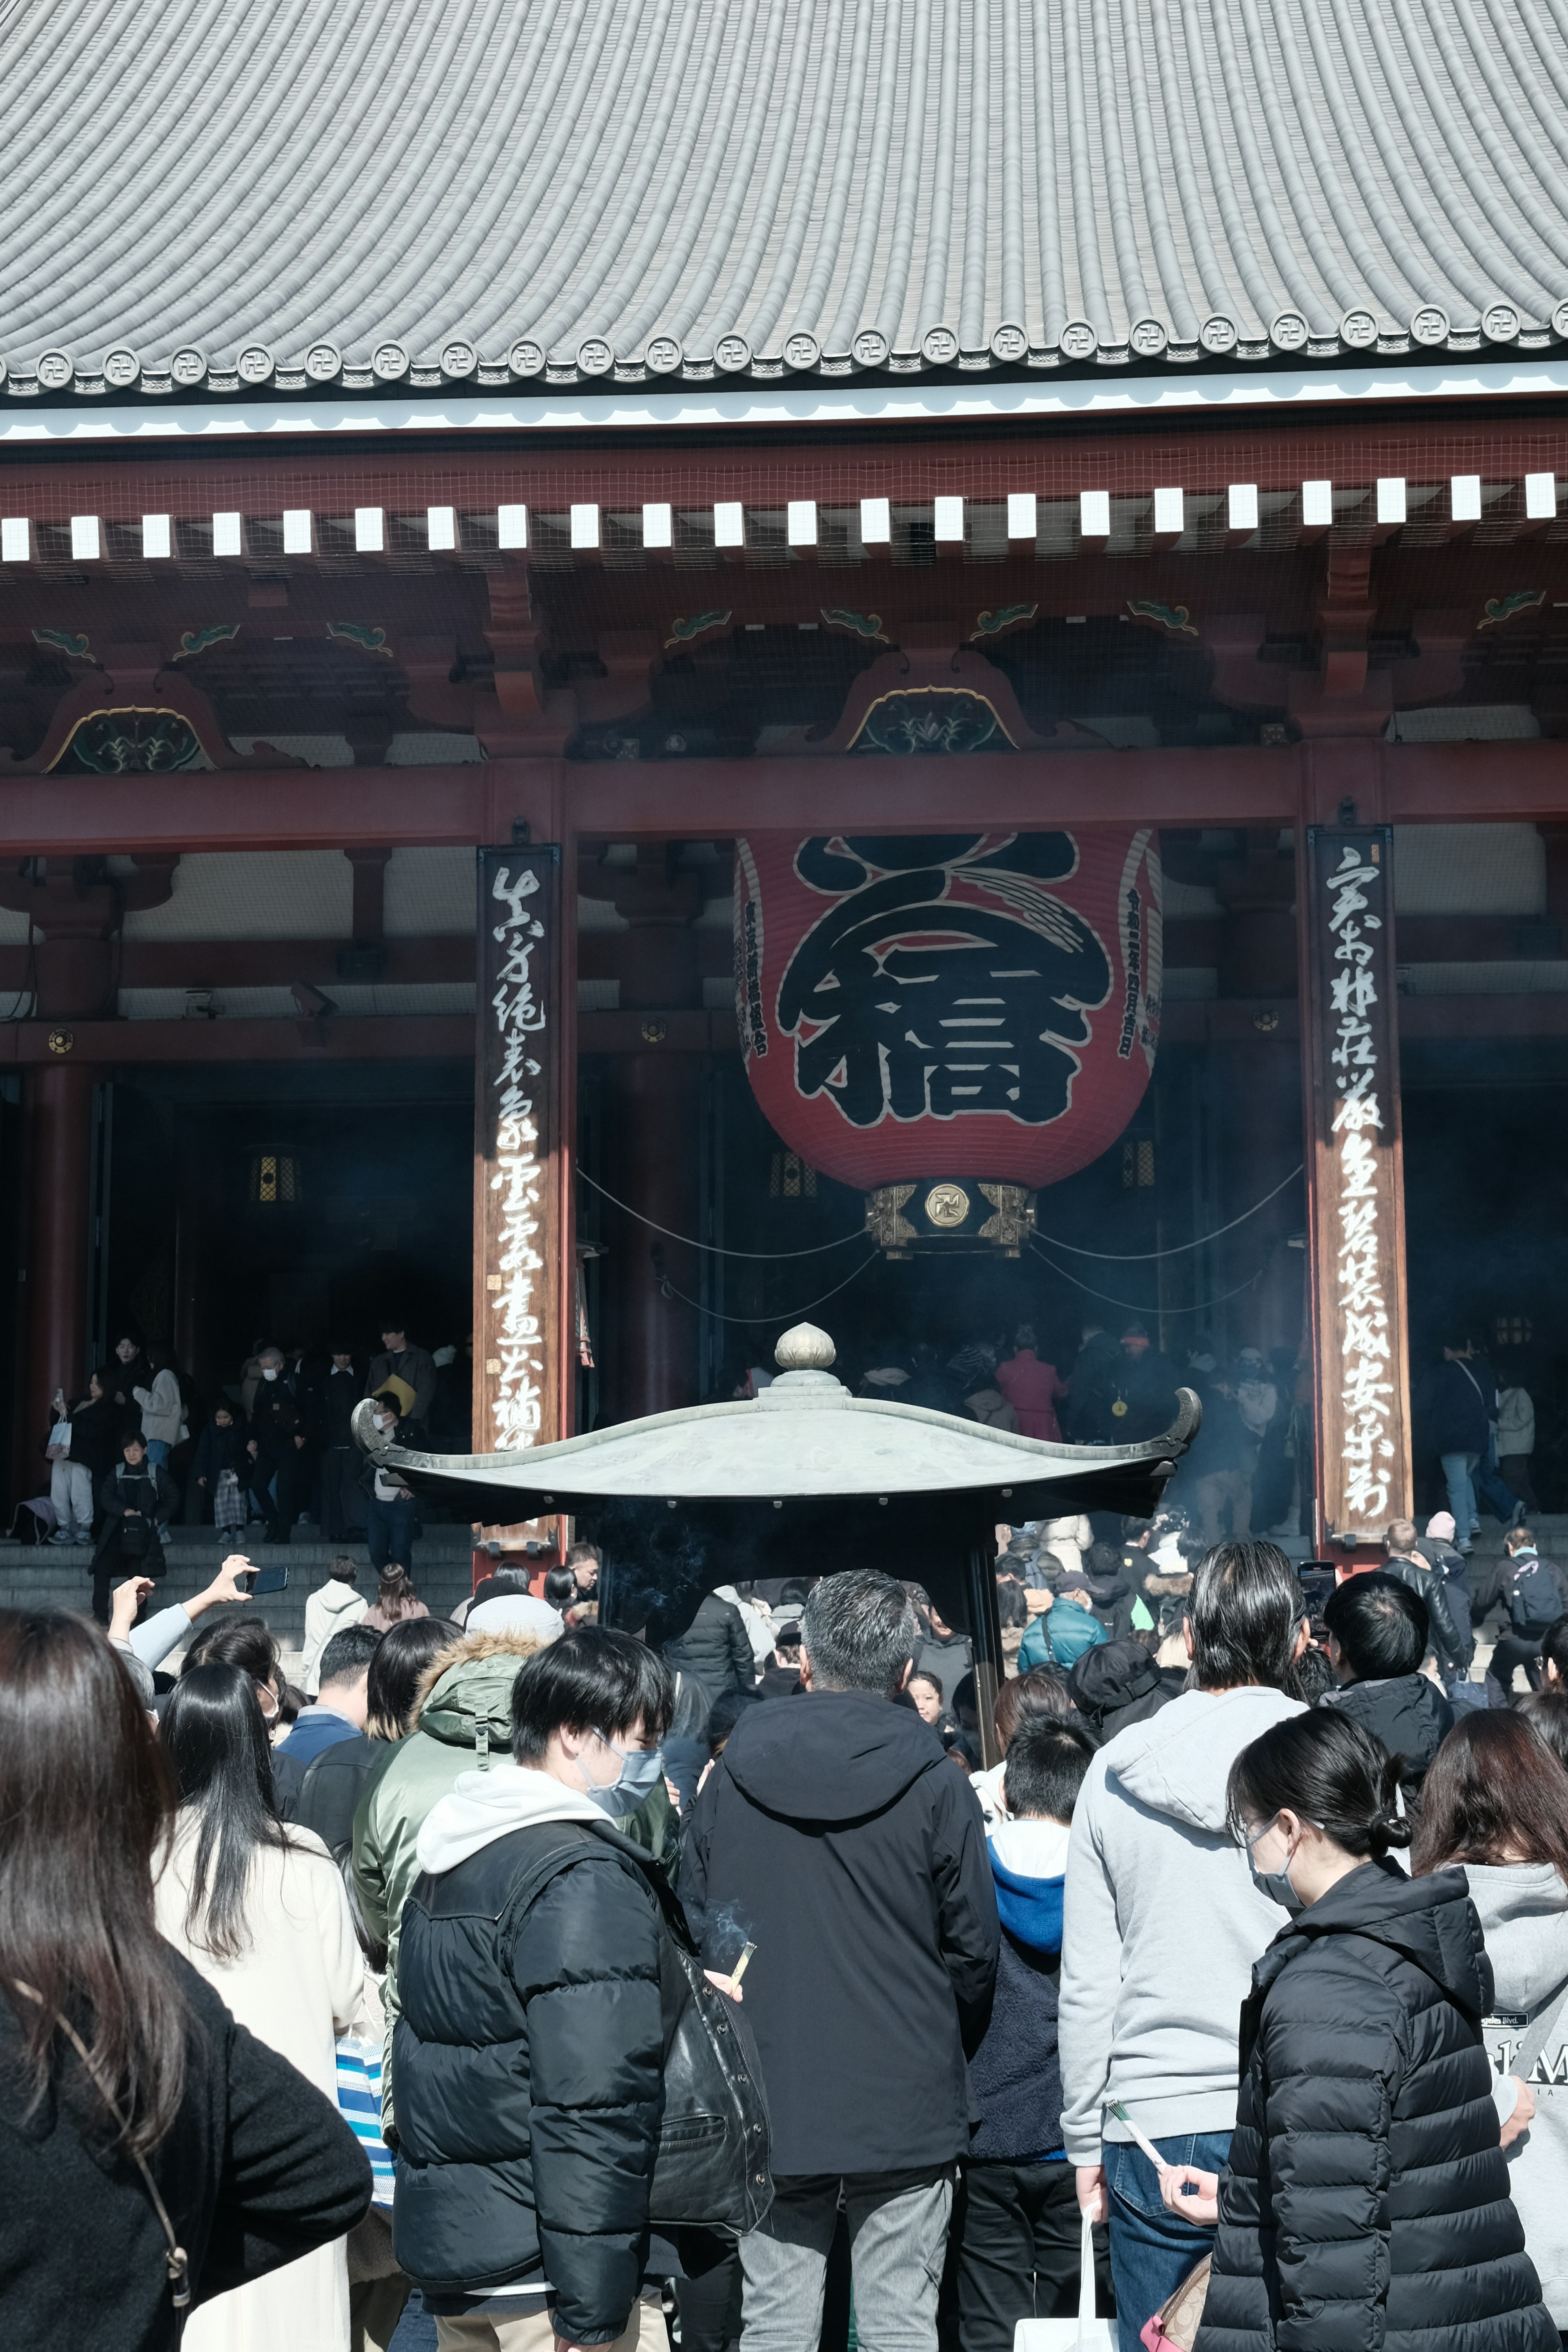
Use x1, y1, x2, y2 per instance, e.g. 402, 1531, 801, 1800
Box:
739, 2166, 956, 2352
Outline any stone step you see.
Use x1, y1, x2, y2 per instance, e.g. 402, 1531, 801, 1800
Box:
0, 1542, 483, 1668
0, 1528, 479, 1569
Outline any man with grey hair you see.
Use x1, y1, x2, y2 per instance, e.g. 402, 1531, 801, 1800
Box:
1059, 1539, 1308, 2345
682, 1567, 998, 2352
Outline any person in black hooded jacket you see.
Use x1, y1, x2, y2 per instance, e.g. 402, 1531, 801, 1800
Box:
1161, 1709, 1553, 2352
681, 1567, 998, 2352
664, 1586, 756, 1702
1067, 1638, 1181, 1744
1319, 1572, 1453, 1808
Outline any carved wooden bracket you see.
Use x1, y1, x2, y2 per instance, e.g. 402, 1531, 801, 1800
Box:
758, 632, 1105, 756
0, 643, 306, 774
474, 572, 575, 754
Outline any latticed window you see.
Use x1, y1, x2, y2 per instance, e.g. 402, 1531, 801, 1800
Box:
768, 1150, 817, 1199
1495, 1314, 1533, 1348
1122, 1139, 1155, 1189
249, 1154, 298, 1204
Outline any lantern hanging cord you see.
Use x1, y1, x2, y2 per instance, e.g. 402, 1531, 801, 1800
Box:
1028, 1241, 1270, 1317
1033, 1165, 1304, 1261
577, 1168, 866, 1258
657, 1250, 881, 1324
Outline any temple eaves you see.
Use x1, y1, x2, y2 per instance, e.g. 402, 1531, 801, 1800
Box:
4, 0, 1568, 409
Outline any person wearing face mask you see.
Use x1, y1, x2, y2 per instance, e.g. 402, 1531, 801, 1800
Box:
1162, 1709, 1554, 2352
360, 1390, 420, 1573
393, 1629, 679, 2352
247, 1344, 306, 1546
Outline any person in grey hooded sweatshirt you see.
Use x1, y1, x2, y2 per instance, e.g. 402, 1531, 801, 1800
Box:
1412, 1711, 1568, 2326
1059, 1540, 1307, 2342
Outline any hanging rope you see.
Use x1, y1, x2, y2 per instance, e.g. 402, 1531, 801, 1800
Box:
1028, 1239, 1271, 1318
581, 1160, 1305, 1275
1033, 1165, 1305, 1261
657, 1249, 882, 1325
577, 1167, 865, 1259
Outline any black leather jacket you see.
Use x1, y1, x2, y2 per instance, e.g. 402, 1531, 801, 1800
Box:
1381, 1553, 1471, 1673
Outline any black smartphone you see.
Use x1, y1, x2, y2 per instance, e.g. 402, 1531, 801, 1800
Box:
245, 1565, 289, 1596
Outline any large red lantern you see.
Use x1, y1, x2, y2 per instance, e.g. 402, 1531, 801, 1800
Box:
734, 830, 1163, 1249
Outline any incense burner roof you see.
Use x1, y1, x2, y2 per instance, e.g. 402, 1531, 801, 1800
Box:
354, 1323, 1200, 1521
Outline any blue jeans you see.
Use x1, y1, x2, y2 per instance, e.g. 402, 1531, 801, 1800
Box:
365, 1492, 418, 1571
144, 1438, 170, 1467
1440, 1451, 1479, 1546
1475, 1433, 1519, 1526
1104, 2131, 1231, 2345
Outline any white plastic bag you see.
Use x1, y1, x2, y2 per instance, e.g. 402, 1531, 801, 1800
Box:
1014, 2212, 1118, 2352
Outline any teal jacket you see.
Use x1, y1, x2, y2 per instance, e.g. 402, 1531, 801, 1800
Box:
1018, 1597, 1107, 1673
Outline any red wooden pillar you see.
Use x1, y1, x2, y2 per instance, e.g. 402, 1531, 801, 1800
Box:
611, 1052, 702, 1421
589, 847, 704, 1422
25, 1058, 95, 1457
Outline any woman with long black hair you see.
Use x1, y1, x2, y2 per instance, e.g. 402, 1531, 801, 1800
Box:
157, 1662, 369, 2352
1162, 1709, 1554, 2352
0, 1608, 369, 2346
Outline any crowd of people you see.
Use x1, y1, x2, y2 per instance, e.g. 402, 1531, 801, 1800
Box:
821, 1322, 1310, 1546
4, 1502, 1568, 2352
30, 1323, 467, 1622
794, 1316, 1555, 1545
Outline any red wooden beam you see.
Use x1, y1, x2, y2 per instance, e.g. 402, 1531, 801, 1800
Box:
7, 413, 1568, 519
0, 913, 1516, 1000
2, 739, 1568, 860
0, 1015, 474, 1062
0, 938, 476, 990
0, 992, 1555, 1066
1381, 739, 1568, 824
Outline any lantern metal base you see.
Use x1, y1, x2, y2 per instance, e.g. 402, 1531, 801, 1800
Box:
865, 1179, 1037, 1255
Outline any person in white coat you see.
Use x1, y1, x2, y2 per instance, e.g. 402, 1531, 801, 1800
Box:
302, 1558, 372, 1696
157, 1659, 367, 2352
1038, 1515, 1091, 1581
1412, 1710, 1568, 2323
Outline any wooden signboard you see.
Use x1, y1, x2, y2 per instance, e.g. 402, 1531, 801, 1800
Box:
1300, 827, 1412, 1547
474, 846, 570, 1482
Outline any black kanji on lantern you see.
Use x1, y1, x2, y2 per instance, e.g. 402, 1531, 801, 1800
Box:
776, 834, 1113, 1126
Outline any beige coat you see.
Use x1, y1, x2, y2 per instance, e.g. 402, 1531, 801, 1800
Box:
156, 1814, 365, 2352
301, 1579, 371, 1695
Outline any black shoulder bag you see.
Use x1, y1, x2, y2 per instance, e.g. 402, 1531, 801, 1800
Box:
504, 1826, 774, 2239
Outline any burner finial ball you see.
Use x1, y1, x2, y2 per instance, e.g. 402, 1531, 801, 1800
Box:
775, 1323, 837, 1372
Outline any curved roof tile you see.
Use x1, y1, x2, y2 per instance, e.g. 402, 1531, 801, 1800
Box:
2, 0, 1567, 399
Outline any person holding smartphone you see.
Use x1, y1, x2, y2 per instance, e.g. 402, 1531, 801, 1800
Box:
43, 1372, 114, 1545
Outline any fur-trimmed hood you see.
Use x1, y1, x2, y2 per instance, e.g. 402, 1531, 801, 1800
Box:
412, 1626, 552, 1756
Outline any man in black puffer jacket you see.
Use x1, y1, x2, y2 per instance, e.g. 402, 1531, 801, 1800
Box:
392, 1629, 677, 2348
665, 1586, 756, 1702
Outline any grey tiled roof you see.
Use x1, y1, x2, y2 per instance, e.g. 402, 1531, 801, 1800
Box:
4, 0, 1568, 402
